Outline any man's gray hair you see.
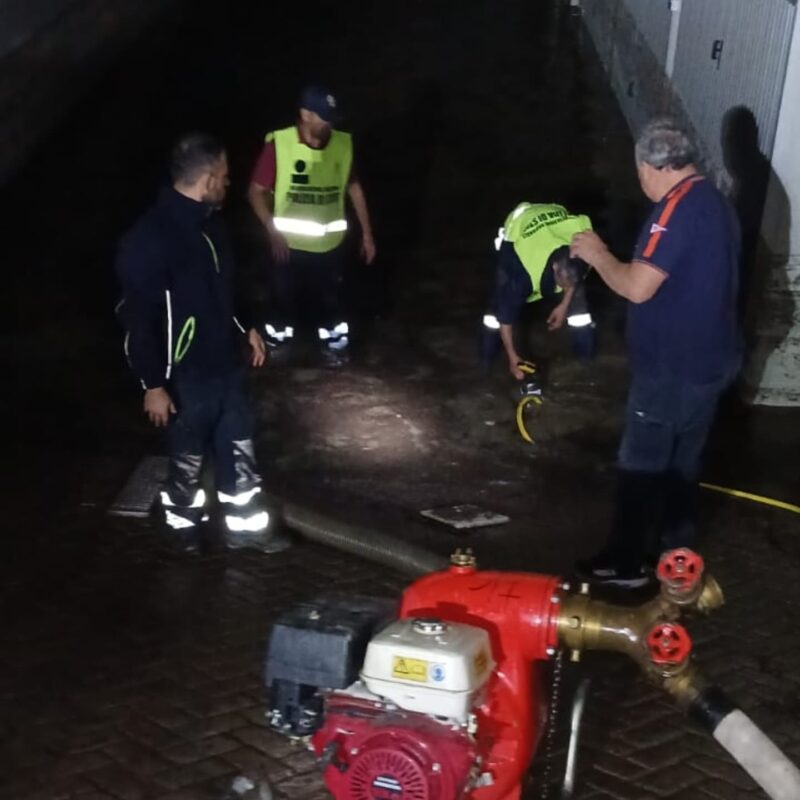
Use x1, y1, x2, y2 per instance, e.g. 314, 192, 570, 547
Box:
635, 118, 697, 169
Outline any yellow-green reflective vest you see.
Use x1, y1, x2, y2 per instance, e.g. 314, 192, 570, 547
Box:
502, 203, 592, 302
270, 126, 353, 253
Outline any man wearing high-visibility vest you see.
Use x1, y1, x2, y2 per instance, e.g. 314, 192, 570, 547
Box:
482, 202, 595, 379
248, 86, 376, 355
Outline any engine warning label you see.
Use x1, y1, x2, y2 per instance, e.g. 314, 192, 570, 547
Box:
391, 656, 429, 682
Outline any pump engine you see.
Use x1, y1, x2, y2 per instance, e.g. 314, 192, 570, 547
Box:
264, 549, 725, 800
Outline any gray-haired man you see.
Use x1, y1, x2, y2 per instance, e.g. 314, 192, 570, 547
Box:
570, 118, 741, 586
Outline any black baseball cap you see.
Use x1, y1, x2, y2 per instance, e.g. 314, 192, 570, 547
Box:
299, 85, 339, 123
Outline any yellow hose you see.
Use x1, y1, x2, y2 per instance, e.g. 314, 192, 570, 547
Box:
699, 482, 800, 515
516, 395, 543, 444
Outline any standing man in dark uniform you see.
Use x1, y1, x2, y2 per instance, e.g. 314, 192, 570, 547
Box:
571, 118, 740, 587
247, 86, 376, 354
116, 133, 290, 555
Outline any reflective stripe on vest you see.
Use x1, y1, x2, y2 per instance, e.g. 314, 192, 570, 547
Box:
501, 203, 593, 303
271, 126, 353, 253
272, 217, 348, 237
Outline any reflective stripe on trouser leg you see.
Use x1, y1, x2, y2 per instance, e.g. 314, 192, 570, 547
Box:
218, 486, 262, 506
567, 313, 593, 327
220, 439, 268, 533
224, 510, 270, 532
219, 488, 270, 533
319, 321, 349, 350
318, 321, 349, 339
161, 488, 206, 529
162, 454, 205, 528
265, 323, 294, 342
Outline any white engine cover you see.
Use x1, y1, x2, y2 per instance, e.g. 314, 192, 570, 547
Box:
361, 618, 494, 722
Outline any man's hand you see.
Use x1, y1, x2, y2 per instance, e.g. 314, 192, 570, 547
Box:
248, 328, 267, 367
570, 230, 610, 267
144, 387, 175, 428
547, 303, 568, 331
508, 357, 525, 380
268, 228, 290, 264
361, 232, 376, 265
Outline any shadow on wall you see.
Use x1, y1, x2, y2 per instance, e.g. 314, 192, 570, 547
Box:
721, 105, 795, 402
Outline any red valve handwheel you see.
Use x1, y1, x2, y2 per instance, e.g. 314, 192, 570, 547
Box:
657, 548, 705, 593
646, 622, 692, 665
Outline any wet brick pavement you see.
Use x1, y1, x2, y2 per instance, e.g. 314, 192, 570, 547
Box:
0, 517, 405, 800
1, 491, 799, 800
2, 1, 800, 798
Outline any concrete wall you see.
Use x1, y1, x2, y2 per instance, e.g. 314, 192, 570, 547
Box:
579, 0, 796, 186
0, 0, 175, 184
577, 0, 800, 406
579, 0, 706, 190
671, 0, 795, 182
741, 10, 800, 405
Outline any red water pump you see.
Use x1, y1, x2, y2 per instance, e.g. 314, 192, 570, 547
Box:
266, 549, 721, 800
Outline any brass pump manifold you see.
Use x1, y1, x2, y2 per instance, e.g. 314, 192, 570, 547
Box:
556, 573, 724, 705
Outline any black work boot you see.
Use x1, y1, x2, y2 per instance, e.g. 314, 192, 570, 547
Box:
166, 528, 202, 556
225, 526, 292, 554
575, 550, 650, 588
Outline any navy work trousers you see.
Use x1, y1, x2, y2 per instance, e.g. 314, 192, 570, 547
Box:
272, 246, 344, 331
165, 370, 257, 506
609, 366, 736, 571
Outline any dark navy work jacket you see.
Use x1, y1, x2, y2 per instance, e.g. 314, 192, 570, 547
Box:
115, 187, 245, 389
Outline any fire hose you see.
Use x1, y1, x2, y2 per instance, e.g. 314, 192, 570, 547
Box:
514, 360, 543, 444
516, 394, 542, 444
699, 482, 800, 515
512, 379, 799, 518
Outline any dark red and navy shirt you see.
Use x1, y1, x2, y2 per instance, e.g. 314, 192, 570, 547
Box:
628, 175, 741, 383
250, 126, 357, 189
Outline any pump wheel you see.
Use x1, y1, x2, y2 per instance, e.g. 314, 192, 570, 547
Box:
646, 622, 692, 666
657, 549, 705, 595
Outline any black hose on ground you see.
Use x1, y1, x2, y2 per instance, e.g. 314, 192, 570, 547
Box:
279, 500, 449, 577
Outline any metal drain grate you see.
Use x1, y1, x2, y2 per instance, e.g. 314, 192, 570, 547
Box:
420, 504, 510, 529
107, 456, 168, 517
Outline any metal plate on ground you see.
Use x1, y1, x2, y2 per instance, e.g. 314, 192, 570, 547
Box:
420, 504, 510, 530
107, 456, 168, 517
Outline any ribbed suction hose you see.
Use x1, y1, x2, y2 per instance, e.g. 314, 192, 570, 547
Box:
279, 500, 449, 576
